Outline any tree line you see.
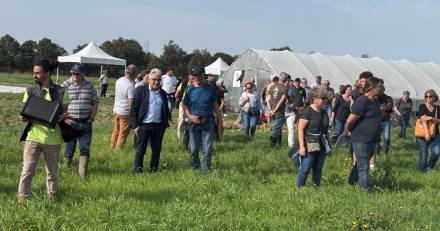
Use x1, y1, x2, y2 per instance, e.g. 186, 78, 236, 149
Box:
0, 34, 238, 77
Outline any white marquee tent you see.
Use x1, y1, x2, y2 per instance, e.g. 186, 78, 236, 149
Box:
204, 57, 230, 75
57, 41, 126, 82
222, 48, 440, 111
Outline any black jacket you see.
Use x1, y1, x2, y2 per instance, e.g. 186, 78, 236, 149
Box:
131, 85, 171, 129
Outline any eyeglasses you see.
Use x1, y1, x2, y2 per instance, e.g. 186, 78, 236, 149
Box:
150, 78, 160, 82
425, 95, 434, 99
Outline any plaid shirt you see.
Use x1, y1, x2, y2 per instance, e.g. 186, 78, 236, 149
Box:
61, 79, 99, 119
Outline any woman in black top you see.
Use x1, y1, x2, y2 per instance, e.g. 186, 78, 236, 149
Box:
416, 89, 440, 172
345, 77, 382, 193
296, 88, 330, 189
330, 85, 352, 143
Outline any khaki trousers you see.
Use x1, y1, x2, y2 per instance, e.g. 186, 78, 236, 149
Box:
18, 141, 60, 197
110, 112, 131, 149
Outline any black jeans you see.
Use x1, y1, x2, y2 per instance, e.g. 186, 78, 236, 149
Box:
134, 123, 166, 173
100, 84, 108, 97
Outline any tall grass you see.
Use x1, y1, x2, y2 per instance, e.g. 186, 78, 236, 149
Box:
0, 92, 439, 230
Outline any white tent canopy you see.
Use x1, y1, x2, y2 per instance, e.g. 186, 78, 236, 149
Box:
223, 48, 440, 111
57, 41, 126, 66
204, 57, 230, 75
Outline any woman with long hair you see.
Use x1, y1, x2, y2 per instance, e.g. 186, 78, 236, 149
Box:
239, 82, 260, 139
415, 89, 440, 172
330, 84, 353, 143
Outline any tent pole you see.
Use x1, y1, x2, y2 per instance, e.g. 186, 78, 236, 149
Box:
56, 67, 59, 84
100, 65, 103, 76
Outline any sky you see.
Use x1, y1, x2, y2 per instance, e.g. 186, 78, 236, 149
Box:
1, 0, 440, 63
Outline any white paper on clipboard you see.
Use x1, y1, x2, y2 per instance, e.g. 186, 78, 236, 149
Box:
233, 71, 242, 87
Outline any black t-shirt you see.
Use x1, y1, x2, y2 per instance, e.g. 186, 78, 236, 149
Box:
417, 104, 440, 135
291, 87, 306, 108
396, 98, 413, 118
216, 86, 227, 106
333, 95, 351, 121
300, 106, 329, 135
350, 95, 382, 143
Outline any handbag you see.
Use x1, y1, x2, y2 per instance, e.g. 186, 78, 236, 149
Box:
306, 133, 321, 153
415, 107, 437, 138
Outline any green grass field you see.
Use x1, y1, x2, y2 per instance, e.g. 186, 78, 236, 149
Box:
1, 85, 440, 230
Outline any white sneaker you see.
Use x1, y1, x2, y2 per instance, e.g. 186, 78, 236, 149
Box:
369, 164, 375, 171
223, 114, 228, 117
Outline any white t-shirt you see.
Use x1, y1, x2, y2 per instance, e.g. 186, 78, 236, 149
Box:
161, 74, 177, 94
113, 77, 135, 116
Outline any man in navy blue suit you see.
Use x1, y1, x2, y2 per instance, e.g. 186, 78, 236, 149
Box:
131, 68, 171, 173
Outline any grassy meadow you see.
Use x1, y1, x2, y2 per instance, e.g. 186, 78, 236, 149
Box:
0, 73, 440, 230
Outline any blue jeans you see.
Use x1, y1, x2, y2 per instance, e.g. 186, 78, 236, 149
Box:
399, 116, 410, 138
332, 119, 346, 143
324, 104, 332, 120
416, 135, 440, 172
376, 121, 391, 155
270, 113, 285, 144
351, 142, 376, 193
242, 110, 259, 137
296, 144, 327, 188
189, 116, 215, 171
64, 121, 92, 157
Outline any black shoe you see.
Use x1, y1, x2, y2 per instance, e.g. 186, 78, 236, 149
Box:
134, 167, 143, 174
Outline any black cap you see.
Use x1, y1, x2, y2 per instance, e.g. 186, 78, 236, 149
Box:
70, 64, 85, 74
190, 66, 205, 76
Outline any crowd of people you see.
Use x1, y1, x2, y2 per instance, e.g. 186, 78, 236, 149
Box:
16, 59, 440, 203
238, 71, 439, 192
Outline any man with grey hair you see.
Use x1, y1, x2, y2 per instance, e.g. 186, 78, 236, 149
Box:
266, 72, 288, 146
110, 64, 137, 149
131, 68, 171, 173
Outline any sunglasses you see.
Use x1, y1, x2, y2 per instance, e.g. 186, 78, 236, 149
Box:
246, 87, 253, 90
425, 95, 434, 99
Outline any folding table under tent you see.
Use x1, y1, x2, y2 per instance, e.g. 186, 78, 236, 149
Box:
204, 57, 231, 76
56, 41, 126, 83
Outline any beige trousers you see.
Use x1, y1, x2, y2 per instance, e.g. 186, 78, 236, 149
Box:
18, 141, 60, 197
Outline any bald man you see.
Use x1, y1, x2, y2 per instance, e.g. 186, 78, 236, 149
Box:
110, 64, 137, 149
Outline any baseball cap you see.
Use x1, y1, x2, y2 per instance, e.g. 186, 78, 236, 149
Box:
70, 64, 85, 74
190, 66, 205, 76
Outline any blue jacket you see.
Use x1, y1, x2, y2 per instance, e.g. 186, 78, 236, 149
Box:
130, 85, 171, 129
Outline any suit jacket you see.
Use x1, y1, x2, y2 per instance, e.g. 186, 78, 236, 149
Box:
131, 85, 171, 129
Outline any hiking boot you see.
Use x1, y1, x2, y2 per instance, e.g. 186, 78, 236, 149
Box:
64, 157, 73, 168
79, 156, 90, 178
48, 194, 57, 202
17, 196, 26, 205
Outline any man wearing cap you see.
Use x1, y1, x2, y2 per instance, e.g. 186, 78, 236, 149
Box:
394, 91, 413, 138
61, 64, 99, 177
266, 73, 288, 146
183, 67, 223, 172
110, 64, 136, 149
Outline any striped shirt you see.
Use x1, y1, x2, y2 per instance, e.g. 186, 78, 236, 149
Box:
61, 79, 99, 119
